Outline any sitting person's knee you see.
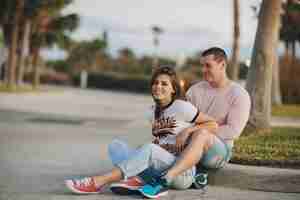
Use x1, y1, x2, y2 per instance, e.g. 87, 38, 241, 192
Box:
141, 143, 161, 153
191, 130, 215, 150
192, 129, 214, 141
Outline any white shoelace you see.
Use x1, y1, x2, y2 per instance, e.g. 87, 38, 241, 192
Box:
74, 177, 93, 187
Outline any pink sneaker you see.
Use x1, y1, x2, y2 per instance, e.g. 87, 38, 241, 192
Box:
65, 177, 104, 194
110, 176, 144, 195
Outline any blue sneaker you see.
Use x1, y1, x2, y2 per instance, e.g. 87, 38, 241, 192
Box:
193, 172, 208, 189
138, 177, 169, 198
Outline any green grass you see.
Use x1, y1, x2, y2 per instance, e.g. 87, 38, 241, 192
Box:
231, 127, 300, 168
0, 83, 37, 93
272, 105, 300, 118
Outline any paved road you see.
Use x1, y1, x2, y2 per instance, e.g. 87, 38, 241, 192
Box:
0, 87, 299, 200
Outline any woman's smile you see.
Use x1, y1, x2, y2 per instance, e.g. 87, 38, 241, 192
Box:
152, 74, 175, 106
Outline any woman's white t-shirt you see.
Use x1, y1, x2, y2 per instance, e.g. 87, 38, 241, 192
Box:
148, 99, 199, 145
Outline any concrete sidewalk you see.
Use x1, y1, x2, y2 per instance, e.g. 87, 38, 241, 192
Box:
0, 86, 299, 200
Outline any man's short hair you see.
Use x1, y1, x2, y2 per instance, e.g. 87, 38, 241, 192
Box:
201, 47, 228, 64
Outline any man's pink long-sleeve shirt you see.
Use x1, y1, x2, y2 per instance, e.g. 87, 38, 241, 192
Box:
186, 81, 251, 147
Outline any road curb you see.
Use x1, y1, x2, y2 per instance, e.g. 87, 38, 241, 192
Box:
208, 164, 300, 193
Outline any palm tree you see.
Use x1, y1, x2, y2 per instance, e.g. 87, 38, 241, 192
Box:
29, 0, 79, 88
0, 0, 78, 88
251, 2, 283, 106
245, 0, 281, 134
67, 38, 107, 73
16, 0, 43, 86
0, 0, 33, 86
151, 25, 164, 70
228, 0, 240, 81
6, 0, 24, 89
0, 0, 13, 49
16, 19, 32, 85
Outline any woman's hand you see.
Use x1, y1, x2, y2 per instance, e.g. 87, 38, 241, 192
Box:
152, 137, 159, 144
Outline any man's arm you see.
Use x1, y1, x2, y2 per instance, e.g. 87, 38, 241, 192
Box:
174, 112, 218, 153
216, 92, 251, 141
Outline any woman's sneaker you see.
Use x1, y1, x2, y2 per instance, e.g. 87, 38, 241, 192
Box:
138, 177, 169, 199
110, 176, 144, 195
65, 177, 104, 194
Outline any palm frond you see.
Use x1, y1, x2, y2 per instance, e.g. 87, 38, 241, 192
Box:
50, 13, 79, 32
42, 0, 74, 15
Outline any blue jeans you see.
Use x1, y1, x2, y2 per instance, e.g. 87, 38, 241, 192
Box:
198, 136, 232, 171
113, 142, 195, 189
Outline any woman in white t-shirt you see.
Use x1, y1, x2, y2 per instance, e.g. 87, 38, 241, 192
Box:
65, 66, 218, 197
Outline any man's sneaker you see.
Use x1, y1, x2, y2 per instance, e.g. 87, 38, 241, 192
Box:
138, 177, 169, 199
65, 177, 104, 194
110, 176, 144, 195
192, 172, 208, 189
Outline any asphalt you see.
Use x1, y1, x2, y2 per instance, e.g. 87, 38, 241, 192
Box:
0, 86, 300, 200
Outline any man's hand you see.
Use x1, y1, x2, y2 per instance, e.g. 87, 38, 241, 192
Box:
196, 121, 218, 134
174, 121, 218, 153
175, 128, 192, 153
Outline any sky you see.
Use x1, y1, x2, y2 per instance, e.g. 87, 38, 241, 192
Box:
44, 0, 262, 61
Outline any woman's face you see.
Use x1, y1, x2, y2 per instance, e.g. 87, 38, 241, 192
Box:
151, 74, 175, 105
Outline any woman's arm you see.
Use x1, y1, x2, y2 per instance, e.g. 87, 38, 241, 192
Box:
191, 112, 218, 134
172, 113, 218, 154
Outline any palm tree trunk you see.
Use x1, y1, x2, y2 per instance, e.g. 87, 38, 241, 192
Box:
271, 55, 282, 105
6, 0, 24, 89
245, 0, 281, 134
229, 0, 241, 81
32, 47, 40, 89
152, 40, 159, 72
2, 24, 13, 83
17, 19, 31, 86
284, 42, 289, 57
291, 41, 296, 60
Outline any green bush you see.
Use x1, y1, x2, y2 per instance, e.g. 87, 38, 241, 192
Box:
47, 60, 71, 73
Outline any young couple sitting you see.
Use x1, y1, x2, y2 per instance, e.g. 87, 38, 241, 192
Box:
65, 47, 251, 198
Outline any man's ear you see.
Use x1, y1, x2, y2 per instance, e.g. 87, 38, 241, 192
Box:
221, 60, 226, 70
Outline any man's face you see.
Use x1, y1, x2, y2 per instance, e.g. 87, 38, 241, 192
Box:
200, 54, 225, 87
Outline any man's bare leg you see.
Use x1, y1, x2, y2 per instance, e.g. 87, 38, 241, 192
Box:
165, 130, 215, 180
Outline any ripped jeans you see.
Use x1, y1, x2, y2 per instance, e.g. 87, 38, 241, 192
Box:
111, 142, 195, 190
